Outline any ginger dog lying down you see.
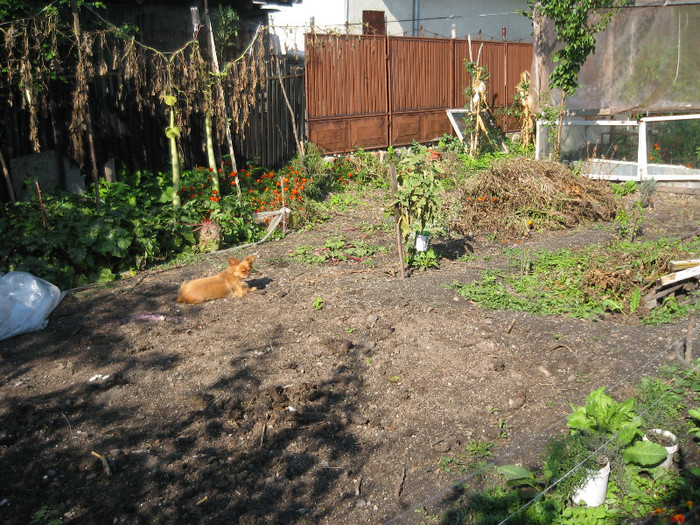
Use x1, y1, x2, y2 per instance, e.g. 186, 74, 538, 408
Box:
177, 254, 257, 303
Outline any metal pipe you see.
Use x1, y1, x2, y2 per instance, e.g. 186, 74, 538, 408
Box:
413, 0, 420, 36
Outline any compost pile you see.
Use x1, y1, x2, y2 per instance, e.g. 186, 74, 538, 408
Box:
451, 157, 619, 238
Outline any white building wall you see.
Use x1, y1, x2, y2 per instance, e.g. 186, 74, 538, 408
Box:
270, 0, 532, 53
347, 0, 533, 41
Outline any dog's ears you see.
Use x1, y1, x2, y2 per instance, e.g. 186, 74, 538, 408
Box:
228, 257, 240, 266
243, 254, 256, 265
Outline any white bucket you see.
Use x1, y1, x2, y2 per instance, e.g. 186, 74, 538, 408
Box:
572, 460, 610, 507
643, 429, 679, 469
415, 233, 430, 252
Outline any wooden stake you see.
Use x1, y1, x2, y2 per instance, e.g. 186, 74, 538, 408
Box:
0, 147, 15, 202
273, 41, 304, 159
389, 161, 405, 279
687, 315, 695, 364
35, 181, 48, 231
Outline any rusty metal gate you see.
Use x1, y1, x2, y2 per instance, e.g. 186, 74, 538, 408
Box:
305, 34, 533, 154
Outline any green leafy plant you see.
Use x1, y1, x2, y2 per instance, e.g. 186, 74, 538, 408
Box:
688, 408, 700, 440
566, 387, 641, 447
635, 377, 685, 432
390, 150, 442, 241
615, 200, 643, 240
28, 504, 62, 525
313, 297, 324, 310
612, 180, 637, 197
405, 247, 440, 270
290, 235, 387, 265
643, 294, 700, 326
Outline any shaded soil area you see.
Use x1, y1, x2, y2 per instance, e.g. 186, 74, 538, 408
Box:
1, 190, 700, 524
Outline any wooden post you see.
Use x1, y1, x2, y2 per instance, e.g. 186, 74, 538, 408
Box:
389, 161, 405, 279
71, 0, 100, 213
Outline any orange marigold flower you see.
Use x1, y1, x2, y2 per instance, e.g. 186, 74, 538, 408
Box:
249, 189, 254, 193
687, 501, 694, 509
654, 508, 664, 514
670, 514, 685, 523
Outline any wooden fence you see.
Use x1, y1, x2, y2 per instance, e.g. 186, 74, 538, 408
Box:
305, 34, 533, 154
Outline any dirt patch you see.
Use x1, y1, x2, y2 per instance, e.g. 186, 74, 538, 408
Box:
1, 190, 699, 525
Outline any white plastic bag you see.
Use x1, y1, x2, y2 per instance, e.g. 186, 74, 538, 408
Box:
0, 272, 65, 341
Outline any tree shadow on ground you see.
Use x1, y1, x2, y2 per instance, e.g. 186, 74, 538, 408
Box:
0, 275, 368, 524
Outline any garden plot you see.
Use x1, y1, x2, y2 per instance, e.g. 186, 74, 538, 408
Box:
1, 188, 699, 525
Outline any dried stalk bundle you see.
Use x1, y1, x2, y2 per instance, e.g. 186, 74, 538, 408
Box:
0, 9, 268, 170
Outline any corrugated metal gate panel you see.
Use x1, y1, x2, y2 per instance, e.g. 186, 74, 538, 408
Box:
305, 34, 387, 119
505, 43, 534, 97
391, 110, 451, 146
305, 34, 533, 154
389, 38, 452, 111
308, 115, 388, 152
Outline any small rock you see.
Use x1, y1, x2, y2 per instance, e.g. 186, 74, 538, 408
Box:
508, 392, 526, 411
46, 469, 57, 477
85, 473, 97, 481
432, 440, 451, 453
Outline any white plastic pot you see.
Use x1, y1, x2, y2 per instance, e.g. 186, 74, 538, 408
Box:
572, 459, 610, 507
415, 232, 430, 252
643, 429, 679, 469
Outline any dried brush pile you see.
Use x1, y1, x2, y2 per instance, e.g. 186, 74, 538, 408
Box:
451, 157, 619, 238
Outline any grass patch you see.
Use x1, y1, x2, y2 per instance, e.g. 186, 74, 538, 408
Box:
451, 238, 700, 322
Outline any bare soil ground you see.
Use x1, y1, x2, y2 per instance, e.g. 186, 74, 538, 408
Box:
1, 190, 699, 525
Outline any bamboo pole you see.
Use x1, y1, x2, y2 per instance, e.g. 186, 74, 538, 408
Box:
71, 0, 100, 213
271, 16, 304, 160
204, 1, 240, 196
0, 147, 16, 202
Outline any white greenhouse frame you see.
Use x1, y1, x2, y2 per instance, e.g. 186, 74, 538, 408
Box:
535, 114, 700, 182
